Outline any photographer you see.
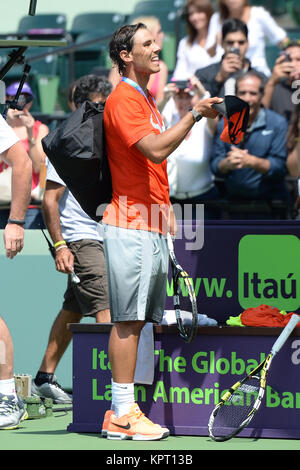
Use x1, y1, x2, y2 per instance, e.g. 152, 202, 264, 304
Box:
195, 18, 266, 98
262, 41, 300, 123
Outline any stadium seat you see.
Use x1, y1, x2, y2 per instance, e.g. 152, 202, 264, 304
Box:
17, 13, 67, 36
286, 0, 300, 26
250, 0, 286, 16
265, 43, 280, 70
72, 31, 110, 79
25, 47, 58, 76
286, 28, 300, 41
130, 1, 183, 34
269, 0, 287, 16
70, 12, 126, 39
0, 48, 24, 81
0, 46, 59, 114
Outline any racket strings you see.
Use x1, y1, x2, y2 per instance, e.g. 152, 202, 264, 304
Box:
210, 377, 260, 439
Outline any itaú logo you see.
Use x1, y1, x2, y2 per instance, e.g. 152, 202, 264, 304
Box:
238, 235, 300, 311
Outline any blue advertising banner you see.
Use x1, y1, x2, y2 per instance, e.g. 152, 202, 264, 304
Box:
166, 221, 300, 323
68, 325, 300, 438
67, 220, 300, 438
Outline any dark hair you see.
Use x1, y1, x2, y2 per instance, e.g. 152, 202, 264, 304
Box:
222, 18, 248, 41
109, 23, 147, 74
73, 74, 112, 107
287, 103, 300, 152
218, 0, 249, 21
184, 0, 214, 45
283, 39, 300, 51
235, 69, 266, 95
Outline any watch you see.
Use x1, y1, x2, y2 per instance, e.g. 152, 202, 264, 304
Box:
190, 107, 203, 122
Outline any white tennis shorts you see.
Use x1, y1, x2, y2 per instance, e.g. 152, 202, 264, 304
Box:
103, 224, 169, 323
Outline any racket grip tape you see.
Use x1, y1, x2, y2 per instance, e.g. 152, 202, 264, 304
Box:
271, 314, 299, 355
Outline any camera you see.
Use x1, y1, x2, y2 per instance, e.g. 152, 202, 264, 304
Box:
279, 51, 291, 62
174, 80, 190, 90
229, 47, 240, 56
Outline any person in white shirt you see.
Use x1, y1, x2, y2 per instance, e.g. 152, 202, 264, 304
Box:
206, 0, 288, 76
162, 78, 220, 219
31, 75, 111, 405
173, 0, 222, 80
0, 114, 32, 430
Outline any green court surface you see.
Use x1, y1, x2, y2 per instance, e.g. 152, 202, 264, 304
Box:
0, 409, 299, 452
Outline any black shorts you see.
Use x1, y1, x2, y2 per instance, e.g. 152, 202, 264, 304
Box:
63, 239, 109, 316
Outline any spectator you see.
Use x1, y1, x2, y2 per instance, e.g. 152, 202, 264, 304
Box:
162, 77, 220, 219
206, 0, 288, 76
1, 82, 49, 229
172, 0, 221, 80
287, 103, 300, 177
109, 16, 168, 107
210, 70, 289, 219
195, 18, 267, 98
286, 103, 300, 217
0, 114, 32, 430
262, 40, 300, 123
31, 75, 111, 404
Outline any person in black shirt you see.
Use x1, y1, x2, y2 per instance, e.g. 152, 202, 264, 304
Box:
195, 18, 266, 98
262, 40, 300, 123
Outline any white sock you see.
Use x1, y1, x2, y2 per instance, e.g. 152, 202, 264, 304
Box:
111, 380, 135, 418
0, 378, 16, 398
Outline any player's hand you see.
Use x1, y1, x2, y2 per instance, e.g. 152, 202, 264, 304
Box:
194, 97, 223, 119
168, 205, 177, 238
3, 224, 24, 259
55, 246, 74, 274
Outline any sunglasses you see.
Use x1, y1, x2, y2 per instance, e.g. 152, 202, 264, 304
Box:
6, 93, 33, 109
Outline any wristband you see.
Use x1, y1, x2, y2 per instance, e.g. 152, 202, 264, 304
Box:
55, 245, 68, 253
7, 218, 25, 226
54, 240, 66, 249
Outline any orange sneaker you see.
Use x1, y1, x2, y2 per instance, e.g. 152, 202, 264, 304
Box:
101, 409, 114, 437
106, 403, 169, 441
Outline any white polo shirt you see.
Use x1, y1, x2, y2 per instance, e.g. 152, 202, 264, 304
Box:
46, 160, 103, 242
0, 114, 19, 153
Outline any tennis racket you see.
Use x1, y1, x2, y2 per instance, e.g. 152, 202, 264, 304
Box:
208, 313, 299, 441
41, 229, 80, 284
167, 233, 198, 343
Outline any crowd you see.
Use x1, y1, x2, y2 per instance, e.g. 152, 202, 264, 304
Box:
1, 0, 300, 437
1, 0, 300, 222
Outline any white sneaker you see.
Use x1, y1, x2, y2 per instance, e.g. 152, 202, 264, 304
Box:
0, 394, 28, 430
31, 376, 72, 404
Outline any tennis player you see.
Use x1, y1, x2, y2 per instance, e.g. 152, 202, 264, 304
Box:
0, 114, 32, 429
101, 23, 222, 440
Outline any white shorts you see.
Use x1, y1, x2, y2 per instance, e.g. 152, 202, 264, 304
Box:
103, 224, 169, 323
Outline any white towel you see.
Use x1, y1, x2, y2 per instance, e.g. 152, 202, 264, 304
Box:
134, 323, 155, 385
162, 310, 218, 326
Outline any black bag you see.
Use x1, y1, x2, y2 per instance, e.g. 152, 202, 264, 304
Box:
42, 100, 112, 222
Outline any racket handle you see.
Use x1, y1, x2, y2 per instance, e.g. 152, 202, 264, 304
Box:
167, 232, 174, 252
271, 314, 299, 355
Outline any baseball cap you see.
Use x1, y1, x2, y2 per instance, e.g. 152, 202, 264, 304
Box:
6, 82, 34, 97
213, 95, 249, 145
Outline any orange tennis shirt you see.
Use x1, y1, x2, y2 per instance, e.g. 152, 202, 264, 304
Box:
102, 80, 170, 234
